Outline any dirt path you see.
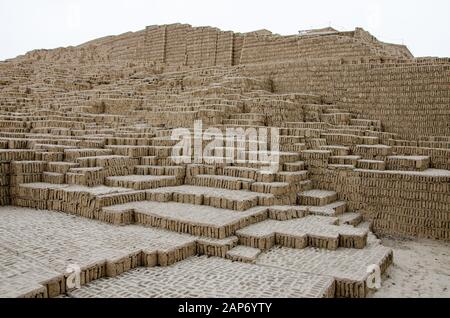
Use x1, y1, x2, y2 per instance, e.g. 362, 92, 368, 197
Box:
369, 236, 450, 298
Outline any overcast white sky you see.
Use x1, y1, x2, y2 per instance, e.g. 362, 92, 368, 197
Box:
1, 0, 449, 61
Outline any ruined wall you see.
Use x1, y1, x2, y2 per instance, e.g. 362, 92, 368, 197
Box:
241, 58, 450, 139
353, 28, 413, 59
239, 33, 373, 64
238, 29, 412, 65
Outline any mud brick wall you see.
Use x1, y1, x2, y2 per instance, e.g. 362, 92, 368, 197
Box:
391, 146, 450, 171
199, 28, 219, 67
241, 58, 450, 139
186, 28, 205, 67
10, 161, 45, 202
313, 167, 450, 241
239, 33, 388, 65
141, 26, 166, 63
240, 35, 300, 64
165, 24, 190, 65
232, 34, 245, 66
0, 162, 10, 206
134, 24, 237, 68
216, 32, 234, 66
239, 28, 412, 65
0, 150, 37, 206
185, 27, 220, 67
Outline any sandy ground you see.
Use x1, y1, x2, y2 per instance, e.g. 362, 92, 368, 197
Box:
369, 236, 450, 298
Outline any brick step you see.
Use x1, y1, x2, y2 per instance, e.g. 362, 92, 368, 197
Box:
229, 113, 266, 121
322, 134, 379, 146
76, 155, 138, 168
280, 128, 322, 138
301, 150, 332, 169
281, 143, 307, 153
14, 183, 132, 216
236, 215, 368, 251
106, 145, 172, 158
350, 119, 382, 130
322, 133, 359, 146
283, 161, 306, 172
42, 172, 65, 184
140, 156, 159, 165
386, 156, 430, 172
356, 136, 380, 145
64, 148, 112, 161
308, 201, 348, 216
104, 137, 152, 146
353, 144, 392, 160
320, 145, 350, 156
328, 164, 355, 170
228, 160, 279, 171
356, 160, 386, 171
93, 190, 148, 210
216, 124, 267, 131
105, 175, 181, 190
187, 174, 254, 190
283, 122, 330, 130
298, 190, 338, 206
134, 165, 186, 178
220, 166, 258, 180
329, 155, 361, 166
279, 135, 304, 144
303, 104, 338, 113
306, 138, 327, 149
222, 119, 265, 126
323, 108, 351, 114
46, 162, 80, 173
146, 185, 273, 211
102, 201, 268, 239
251, 182, 292, 196
34, 144, 77, 153
256, 239, 393, 298
325, 128, 366, 136
338, 212, 363, 227
244, 151, 301, 165
225, 246, 262, 264
291, 180, 314, 193
267, 201, 347, 221
66, 167, 105, 187
151, 137, 180, 147
320, 113, 352, 126
275, 171, 309, 183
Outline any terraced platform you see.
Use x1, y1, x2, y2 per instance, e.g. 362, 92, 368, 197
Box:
0, 207, 197, 298
236, 216, 368, 250
0, 206, 389, 298
0, 22, 448, 298
103, 201, 268, 239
